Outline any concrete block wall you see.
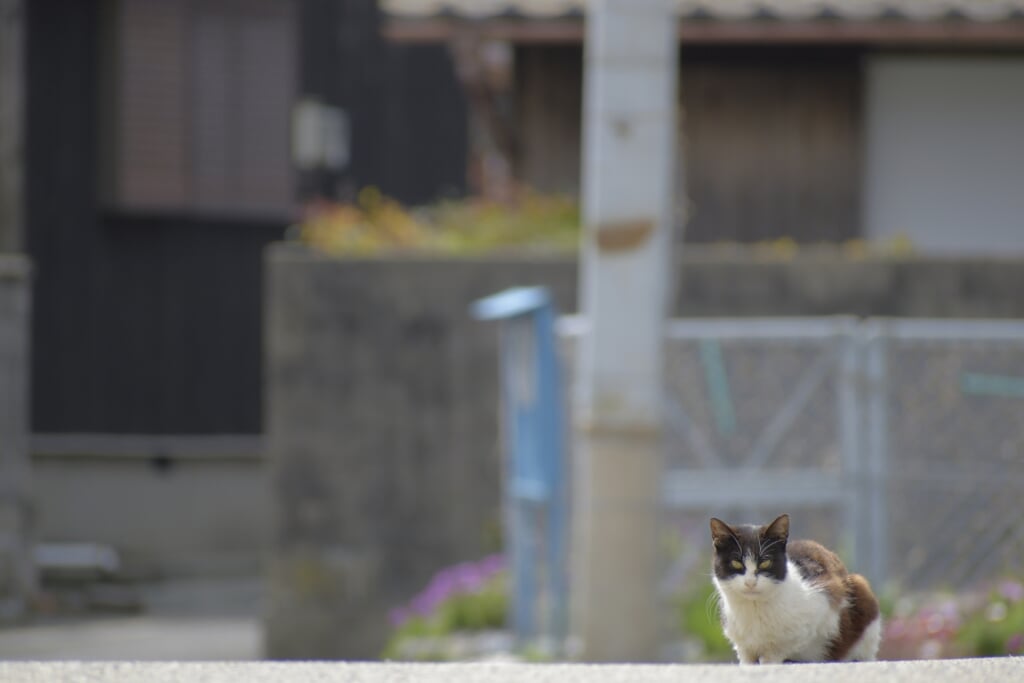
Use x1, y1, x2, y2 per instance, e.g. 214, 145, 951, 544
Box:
0, 255, 34, 619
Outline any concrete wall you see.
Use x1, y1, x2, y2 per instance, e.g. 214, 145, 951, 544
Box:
263, 246, 576, 659
20, 248, 1024, 590
30, 439, 266, 579
864, 56, 1024, 254
0, 256, 34, 618
264, 245, 1024, 659
674, 251, 1024, 318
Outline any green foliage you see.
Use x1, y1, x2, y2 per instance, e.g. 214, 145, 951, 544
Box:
882, 579, 1024, 659
296, 186, 922, 259
298, 188, 580, 256
381, 565, 507, 661
677, 581, 734, 662
954, 581, 1024, 657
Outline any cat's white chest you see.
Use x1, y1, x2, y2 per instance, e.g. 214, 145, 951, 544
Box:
716, 562, 840, 664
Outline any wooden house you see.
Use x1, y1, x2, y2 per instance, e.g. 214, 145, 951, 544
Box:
21, 0, 464, 574
26, 0, 464, 441
382, 0, 1024, 251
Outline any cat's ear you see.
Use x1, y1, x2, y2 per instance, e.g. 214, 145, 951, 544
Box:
763, 513, 790, 542
710, 517, 736, 548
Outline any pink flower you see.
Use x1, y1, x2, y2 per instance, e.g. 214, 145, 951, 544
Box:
885, 618, 908, 639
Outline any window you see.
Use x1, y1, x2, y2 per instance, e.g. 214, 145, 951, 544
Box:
101, 0, 296, 216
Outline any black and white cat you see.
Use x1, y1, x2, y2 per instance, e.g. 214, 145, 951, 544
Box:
710, 514, 881, 664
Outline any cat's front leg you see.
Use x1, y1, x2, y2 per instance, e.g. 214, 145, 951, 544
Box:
758, 654, 786, 665
735, 647, 759, 665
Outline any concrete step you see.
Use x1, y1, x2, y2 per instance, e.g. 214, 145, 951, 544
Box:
0, 660, 1020, 683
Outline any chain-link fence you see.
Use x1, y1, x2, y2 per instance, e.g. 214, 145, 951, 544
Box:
659, 317, 1024, 599
880, 321, 1024, 590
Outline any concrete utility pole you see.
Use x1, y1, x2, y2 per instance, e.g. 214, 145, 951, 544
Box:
572, 0, 679, 662
0, 0, 24, 252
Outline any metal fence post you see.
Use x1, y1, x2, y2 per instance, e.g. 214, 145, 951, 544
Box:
837, 322, 865, 566
862, 322, 889, 590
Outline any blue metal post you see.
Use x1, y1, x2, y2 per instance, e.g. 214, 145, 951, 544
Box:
472, 287, 568, 652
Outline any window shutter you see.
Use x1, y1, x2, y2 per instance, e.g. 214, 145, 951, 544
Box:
106, 0, 296, 215
234, 0, 296, 211
192, 0, 296, 213
110, 0, 190, 210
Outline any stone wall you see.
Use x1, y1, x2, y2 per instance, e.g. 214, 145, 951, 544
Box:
264, 245, 1024, 659
0, 256, 34, 619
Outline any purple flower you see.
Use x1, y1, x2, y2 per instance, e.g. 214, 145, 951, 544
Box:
998, 580, 1024, 603
389, 607, 411, 627
388, 554, 507, 628
1007, 633, 1024, 654
478, 554, 505, 576
885, 618, 908, 639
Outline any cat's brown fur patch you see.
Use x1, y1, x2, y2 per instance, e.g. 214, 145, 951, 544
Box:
827, 573, 880, 661
787, 539, 848, 610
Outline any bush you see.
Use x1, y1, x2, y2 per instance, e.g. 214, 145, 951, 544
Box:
382, 555, 507, 660
297, 189, 579, 256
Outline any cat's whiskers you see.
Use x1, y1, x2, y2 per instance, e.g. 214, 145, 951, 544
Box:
705, 584, 722, 625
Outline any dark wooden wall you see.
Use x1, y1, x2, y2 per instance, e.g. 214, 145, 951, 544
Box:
682, 47, 863, 243
302, 0, 468, 205
514, 44, 864, 243
26, 0, 469, 436
515, 45, 582, 196
27, 0, 281, 435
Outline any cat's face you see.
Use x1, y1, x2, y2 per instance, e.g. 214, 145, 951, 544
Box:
710, 514, 789, 600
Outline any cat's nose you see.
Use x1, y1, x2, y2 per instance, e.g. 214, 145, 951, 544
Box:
744, 577, 757, 589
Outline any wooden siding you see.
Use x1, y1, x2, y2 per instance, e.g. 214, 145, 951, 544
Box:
301, 0, 469, 205
682, 48, 863, 243
513, 45, 864, 243
514, 45, 582, 196
26, 0, 467, 436
27, 0, 283, 435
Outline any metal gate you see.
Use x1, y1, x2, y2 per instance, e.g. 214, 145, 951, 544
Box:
660, 317, 1024, 592
660, 317, 883, 586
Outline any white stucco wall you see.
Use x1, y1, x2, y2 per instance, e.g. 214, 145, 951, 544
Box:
863, 56, 1024, 254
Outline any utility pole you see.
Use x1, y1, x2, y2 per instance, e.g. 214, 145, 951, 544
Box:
0, 0, 24, 252
572, 0, 679, 662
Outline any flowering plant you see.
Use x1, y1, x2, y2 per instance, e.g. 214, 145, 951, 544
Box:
880, 578, 1024, 659
954, 579, 1024, 657
382, 555, 507, 660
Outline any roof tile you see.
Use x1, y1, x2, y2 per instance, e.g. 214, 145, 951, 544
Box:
381, 0, 1024, 22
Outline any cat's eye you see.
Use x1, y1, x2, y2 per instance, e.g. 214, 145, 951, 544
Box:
730, 560, 743, 570
758, 559, 772, 569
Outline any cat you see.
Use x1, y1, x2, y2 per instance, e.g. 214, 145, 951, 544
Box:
709, 513, 881, 664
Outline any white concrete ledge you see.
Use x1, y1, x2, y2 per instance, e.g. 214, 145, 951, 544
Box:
0, 660, 1021, 683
